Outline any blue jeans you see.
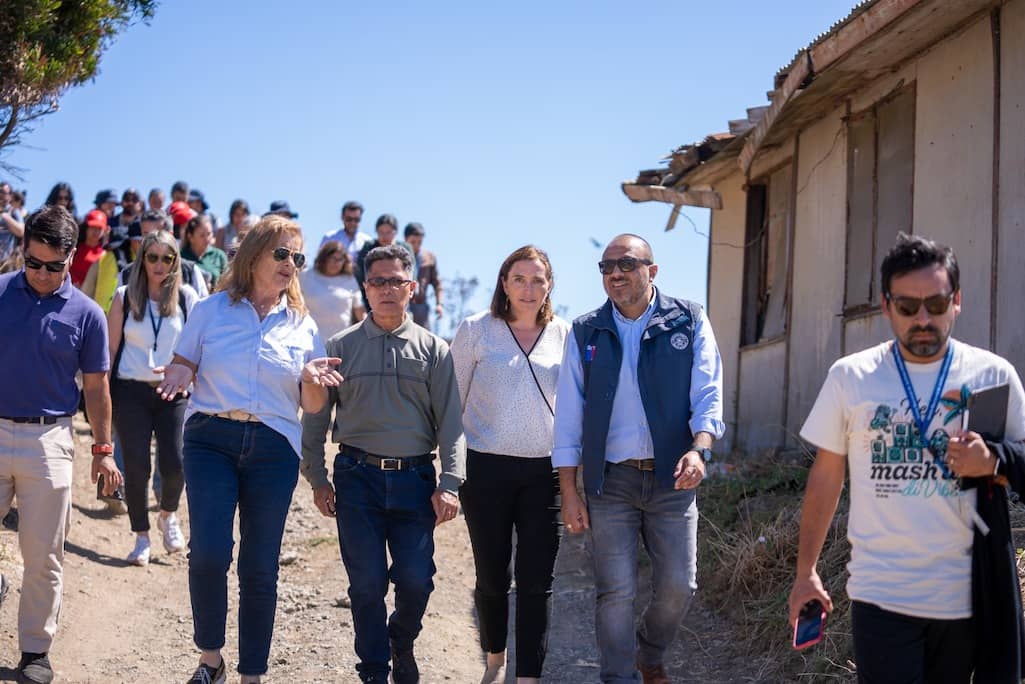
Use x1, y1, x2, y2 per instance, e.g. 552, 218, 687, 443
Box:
587, 462, 698, 684
333, 449, 438, 682
182, 414, 299, 676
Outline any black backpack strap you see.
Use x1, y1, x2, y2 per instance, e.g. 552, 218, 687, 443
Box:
111, 292, 129, 379
178, 288, 188, 324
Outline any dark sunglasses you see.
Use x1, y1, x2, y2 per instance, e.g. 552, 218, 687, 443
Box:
366, 277, 413, 290
24, 255, 70, 273
145, 252, 176, 265
272, 247, 306, 269
886, 292, 955, 317
597, 256, 652, 275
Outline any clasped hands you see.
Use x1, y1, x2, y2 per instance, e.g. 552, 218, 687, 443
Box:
312, 483, 459, 527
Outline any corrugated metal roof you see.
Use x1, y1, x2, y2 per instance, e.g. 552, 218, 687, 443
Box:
774, 0, 881, 86
626, 1, 874, 189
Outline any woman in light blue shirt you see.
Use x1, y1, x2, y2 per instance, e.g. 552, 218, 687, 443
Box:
157, 215, 341, 684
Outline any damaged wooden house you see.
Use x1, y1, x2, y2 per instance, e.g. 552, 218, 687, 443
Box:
622, 0, 1025, 454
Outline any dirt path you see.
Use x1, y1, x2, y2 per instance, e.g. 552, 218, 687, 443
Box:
0, 418, 759, 682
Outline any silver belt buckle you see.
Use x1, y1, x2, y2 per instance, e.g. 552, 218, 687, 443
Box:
380, 458, 402, 471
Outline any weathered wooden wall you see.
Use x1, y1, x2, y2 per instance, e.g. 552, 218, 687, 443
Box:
705, 9, 1020, 456
912, 15, 995, 349
996, 0, 1025, 370
707, 174, 747, 453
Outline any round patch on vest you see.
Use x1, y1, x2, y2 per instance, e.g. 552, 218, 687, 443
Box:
670, 332, 690, 351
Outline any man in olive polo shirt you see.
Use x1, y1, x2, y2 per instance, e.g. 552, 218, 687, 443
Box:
0, 206, 122, 683
302, 244, 465, 684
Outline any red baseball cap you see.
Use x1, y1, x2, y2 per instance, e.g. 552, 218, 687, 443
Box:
169, 201, 196, 227
84, 209, 108, 229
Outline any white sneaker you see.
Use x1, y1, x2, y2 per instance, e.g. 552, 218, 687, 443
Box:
127, 535, 151, 566
157, 513, 186, 554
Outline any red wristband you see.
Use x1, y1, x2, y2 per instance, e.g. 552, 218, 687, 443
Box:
91, 443, 113, 456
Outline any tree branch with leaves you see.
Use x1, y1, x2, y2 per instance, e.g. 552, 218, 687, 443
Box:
0, 0, 157, 173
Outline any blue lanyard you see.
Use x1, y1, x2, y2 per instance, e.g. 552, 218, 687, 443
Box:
147, 300, 164, 352
891, 340, 954, 454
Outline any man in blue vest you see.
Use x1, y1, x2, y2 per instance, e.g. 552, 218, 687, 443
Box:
553, 234, 725, 684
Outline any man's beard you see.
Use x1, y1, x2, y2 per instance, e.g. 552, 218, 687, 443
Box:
901, 325, 947, 359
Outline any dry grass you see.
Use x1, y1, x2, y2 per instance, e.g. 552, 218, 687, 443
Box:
698, 455, 856, 682
699, 456, 1025, 683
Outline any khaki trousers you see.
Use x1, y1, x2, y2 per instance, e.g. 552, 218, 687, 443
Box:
0, 417, 74, 654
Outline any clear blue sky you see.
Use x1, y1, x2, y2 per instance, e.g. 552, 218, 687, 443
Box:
4, 0, 856, 336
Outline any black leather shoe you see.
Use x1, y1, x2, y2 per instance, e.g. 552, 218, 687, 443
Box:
390, 642, 419, 684
17, 652, 53, 684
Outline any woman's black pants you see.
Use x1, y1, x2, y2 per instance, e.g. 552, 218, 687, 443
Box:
111, 378, 186, 532
459, 449, 561, 678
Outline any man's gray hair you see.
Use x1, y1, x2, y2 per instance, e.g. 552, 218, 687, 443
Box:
364, 244, 414, 278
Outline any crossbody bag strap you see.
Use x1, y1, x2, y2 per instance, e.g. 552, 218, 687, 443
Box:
505, 320, 554, 417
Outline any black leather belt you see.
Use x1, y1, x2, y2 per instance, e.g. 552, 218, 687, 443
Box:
618, 458, 656, 471
0, 415, 69, 425
340, 445, 434, 471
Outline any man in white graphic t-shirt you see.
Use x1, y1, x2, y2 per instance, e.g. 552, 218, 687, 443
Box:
788, 233, 1025, 683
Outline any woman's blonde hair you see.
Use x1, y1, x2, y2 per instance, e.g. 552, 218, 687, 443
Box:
127, 230, 182, 320
217, 215, 307, 316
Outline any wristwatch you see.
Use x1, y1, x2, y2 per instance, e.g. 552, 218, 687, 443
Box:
91, 443, 114, 456
692, 446, 713, 464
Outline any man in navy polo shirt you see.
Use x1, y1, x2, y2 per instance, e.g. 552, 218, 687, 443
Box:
0, 205, 122, 683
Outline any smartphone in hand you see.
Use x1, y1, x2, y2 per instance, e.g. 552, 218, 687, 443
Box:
96, 474, 125, 503
792, 600, 827, 650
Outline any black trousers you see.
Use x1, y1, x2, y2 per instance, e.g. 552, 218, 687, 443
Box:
851, 600, 974, 684
459, 449, 561, 678
111, 378, 186, 532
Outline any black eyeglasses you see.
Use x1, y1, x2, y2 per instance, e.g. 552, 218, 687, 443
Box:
366, 277, 413, 290
25, 255, 70, 273
597, 257, 652, 275
886, 292, 955, 317
272, 247, 306, 269
145, 252, 176, 265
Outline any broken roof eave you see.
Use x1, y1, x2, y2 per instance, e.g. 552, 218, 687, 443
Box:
739, 0, 997, 173
620, 183, 723, 210
619, 133, 745, 215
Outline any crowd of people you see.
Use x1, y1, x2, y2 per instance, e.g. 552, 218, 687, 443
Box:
0, 175, 1023, 684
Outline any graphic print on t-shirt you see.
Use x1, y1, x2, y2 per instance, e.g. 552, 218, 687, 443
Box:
864, 386, 969, 500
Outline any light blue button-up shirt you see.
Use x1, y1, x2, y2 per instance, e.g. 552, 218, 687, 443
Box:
174, 291, 325, 457
552, 292, 725, 467
320, 227, 374, 263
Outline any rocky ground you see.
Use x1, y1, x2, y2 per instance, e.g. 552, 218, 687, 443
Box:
0, 418, 763, 683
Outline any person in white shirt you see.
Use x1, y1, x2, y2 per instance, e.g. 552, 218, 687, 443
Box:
451, 245, 570, 684
106, 230, 198, 566
320, 200, 373, 264
790, 232, 1025, 684
300, 240, 365, 340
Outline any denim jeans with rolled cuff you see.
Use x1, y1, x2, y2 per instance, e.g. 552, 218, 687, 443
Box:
183, 413, 298, 676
